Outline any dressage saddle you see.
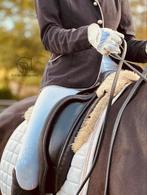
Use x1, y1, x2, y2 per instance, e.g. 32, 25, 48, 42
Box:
39, 91, 98, 195
38, 71, 116, 195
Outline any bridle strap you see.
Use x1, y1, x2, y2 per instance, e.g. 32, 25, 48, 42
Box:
110, 54, 147, 82
75, 39, 127, 195
104, 67, 147, 195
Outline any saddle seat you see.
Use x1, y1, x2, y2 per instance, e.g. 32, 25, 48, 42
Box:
39, 92, 97, 194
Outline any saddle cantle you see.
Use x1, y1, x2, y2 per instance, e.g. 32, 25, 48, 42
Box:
39, 92, 97, 195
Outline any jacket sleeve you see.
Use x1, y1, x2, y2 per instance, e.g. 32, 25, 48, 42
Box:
118, 0, 147, 63
35, 0, 91, 55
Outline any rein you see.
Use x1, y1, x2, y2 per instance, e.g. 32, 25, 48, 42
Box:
75, 40, 147, 195
104, 67, 147, 195
110, 53, 147, 82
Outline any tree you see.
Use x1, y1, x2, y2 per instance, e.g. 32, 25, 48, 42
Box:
130, 0, 147, 39
0, 0, 49, 98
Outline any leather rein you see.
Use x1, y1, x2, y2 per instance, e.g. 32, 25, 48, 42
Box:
76, 40, 147, 195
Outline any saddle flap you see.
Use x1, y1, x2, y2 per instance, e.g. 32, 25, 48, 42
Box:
39, 93, 97, 194
49, 101, 87, 165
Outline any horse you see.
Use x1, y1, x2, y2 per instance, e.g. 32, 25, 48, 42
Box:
0, 96, 37, 160
87, 81, 147, 195
0, 76, 146, 195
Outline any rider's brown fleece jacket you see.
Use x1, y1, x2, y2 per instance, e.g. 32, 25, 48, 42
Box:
35, 0, 147, 89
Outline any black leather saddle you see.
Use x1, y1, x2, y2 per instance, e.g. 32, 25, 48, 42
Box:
39, 92, 97, 195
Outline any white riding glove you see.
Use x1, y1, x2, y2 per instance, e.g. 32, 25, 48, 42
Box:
88, 23, 124, 55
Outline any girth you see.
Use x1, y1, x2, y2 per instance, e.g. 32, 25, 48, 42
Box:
39, 92, 97, 195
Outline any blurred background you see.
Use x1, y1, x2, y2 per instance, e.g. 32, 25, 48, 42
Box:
0, 0, 146, 103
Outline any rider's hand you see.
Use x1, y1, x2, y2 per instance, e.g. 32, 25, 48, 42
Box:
88, 23, 124, 55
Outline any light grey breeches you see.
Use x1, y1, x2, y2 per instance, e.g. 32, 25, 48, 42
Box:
15, 85, 79, 190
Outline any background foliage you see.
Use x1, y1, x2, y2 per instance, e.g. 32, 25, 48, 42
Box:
0, 0, 146, 99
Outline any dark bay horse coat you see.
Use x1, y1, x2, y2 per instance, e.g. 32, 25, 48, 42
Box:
35, 0, 147, 89
88, 82, 147, 195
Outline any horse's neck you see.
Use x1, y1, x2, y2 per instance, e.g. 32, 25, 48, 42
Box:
87, 82, 147, 195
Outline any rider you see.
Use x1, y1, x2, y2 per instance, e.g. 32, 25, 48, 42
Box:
15, 0, 147, 192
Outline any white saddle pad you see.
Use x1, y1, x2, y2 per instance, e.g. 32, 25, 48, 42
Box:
0, 110, 106, 195
0, 85, 129, 195
0, 122, 27, 195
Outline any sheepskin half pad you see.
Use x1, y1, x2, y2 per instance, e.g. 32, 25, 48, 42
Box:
24, 70, 139, 153
72, 70, 139, 152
